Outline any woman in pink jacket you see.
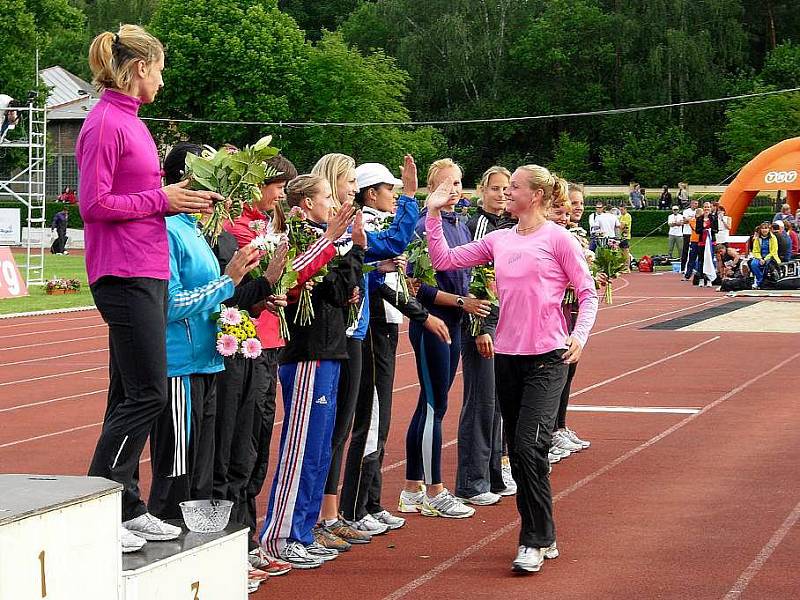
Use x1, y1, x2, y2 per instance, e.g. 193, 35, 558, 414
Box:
425, 165, 598, 574
76, 25, 219, 553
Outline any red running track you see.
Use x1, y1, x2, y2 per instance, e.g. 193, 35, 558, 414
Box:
1, 274, 799, 599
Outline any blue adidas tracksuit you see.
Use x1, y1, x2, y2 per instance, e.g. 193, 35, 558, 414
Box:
149, 214, 235, 519
406, 209, 471, 485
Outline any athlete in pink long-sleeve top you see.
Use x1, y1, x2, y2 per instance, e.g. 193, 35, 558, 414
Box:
425, 164, 598, 575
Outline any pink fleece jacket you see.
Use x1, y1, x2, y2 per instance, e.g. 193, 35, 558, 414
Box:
75, 90, 169, 284
426, 215, 598, 355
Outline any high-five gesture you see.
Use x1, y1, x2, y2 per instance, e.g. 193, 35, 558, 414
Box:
426, 181, 457, 216
400, 154, 418, 197
351, 210, 367, 249
324, 201, 356, 242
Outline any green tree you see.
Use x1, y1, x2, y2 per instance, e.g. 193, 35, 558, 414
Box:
550, 132, 595, 183
277, 0, 361, 41
148, 0, 308, 148
0, 0, 37, 99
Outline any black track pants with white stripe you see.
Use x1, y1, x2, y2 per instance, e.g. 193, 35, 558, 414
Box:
149, 373, 218, 520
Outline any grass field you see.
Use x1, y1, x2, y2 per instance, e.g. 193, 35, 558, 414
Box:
1, 253, 93, 315
0, 236, 678, 315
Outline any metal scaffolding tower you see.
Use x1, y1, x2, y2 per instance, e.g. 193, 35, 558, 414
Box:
0, 102, 47, 286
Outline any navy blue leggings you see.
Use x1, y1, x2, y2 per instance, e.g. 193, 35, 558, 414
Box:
405, 318, 462, 485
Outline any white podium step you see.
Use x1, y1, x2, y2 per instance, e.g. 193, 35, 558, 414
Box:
120, 523, 248, 600
0, 474, 122, 600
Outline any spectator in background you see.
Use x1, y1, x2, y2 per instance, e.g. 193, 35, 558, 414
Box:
58, 186, 77, 204
681, 200, 699, 272
629, 183, 643, 210
658, 186, 672, 210
773, 203, 795, 226
683, 207, 703, 282
749, 222, 781, 289
677, 182, 690, 208
667, 206, 683, 259
716, 205, 731, 244
786, 220, 800, 259
619, 205, 632, 272
640, 188, 648, 208
693, 202, 718, 287
50, 206, 69, 255
588, 202, 603, 244
771, 221, 792, 263
715, 243, 743, 280
590, 204, 620, 251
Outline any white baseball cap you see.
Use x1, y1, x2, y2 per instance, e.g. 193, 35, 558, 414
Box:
355, 163, 403, 190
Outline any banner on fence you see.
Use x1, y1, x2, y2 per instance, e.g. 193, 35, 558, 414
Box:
0, 208, 21, 245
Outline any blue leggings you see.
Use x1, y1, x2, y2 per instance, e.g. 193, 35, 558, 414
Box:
405, 319, 462, 485
749, 258, 772, 286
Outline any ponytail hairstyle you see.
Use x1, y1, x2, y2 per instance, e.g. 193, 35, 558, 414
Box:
426, 158, 462, 190
477, 165, 511, 196
516, 164, 566, 211
286, 174, 326, 209
549, 177, 572, 212
311, 153, 356, 210
88, 24, 164, 93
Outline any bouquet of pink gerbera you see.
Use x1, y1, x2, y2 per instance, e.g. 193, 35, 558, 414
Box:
214, 305, 262, 359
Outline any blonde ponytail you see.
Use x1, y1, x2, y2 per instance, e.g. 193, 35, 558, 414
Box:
88, 25, 163, 92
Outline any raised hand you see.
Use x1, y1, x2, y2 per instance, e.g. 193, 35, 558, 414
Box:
325, 201, 356, 242
263, 240, 289, 285
400, 154, 418, 197
426, 182, 456, 215
351, 210, 367, 248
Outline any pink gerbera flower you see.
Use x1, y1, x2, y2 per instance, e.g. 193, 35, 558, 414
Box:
219, 307, 242, 326
241, 337, 263, 359
216, 334, 238, 357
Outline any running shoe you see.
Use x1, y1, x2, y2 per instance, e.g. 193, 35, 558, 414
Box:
121, 526, 146, 553
564, 427, 590, 449
421, 489, 475, 519
458, 491, 501, 506
313, 526, 351, 552
549, 445, 571, 463
371, 510, 406, 530
248, 548, 292, 576
398, 487, 426, 513
327, 519, 371, 544
305, 541, 338, 562
122, 513, 181, 541
499, 458, 517, 496
552, 430, 583, 453
278, 541, 322, 570
548, 449, 563, 464
247, 578, 261, 594
544, 541, 559, 560
512, 546, 544, 573
247, 564, 269, 582
350, 514, 389, 536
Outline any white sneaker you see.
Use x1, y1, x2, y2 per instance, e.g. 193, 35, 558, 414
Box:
459, 491, 501, 506
544, 541, 559, 559
122, 513, 181, 541
305, 541, 338, 562
512, 546, 544, 573
549, 445, 571, 460
499, 459, 517, 496
371, 510, 406, 530
421, 489, 475, 519
278, 541, 322, 569
398, 487, 426, 513
564, 427, 590, 449
120, 526, 146, 553
552, 430, 583, 453
350, 514, 389, 536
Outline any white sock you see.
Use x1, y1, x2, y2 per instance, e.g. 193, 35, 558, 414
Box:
323, 519, 337, 527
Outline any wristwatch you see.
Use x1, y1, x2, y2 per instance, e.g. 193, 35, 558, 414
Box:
456, 296, 465, 308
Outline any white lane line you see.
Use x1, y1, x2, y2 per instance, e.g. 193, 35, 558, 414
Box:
0, 335, 106, 353
568, 405, 701, 414
0, 366, 105, 388
598, 297, 647, 310
0, 422, 103, 449
0, 389, 107, 414
722, 499, 800, 599
590, 297, 722, 336
570, 336, 720, 399
381, 350, 800, 600
0, 324, 105, 340
0, 309, 98, 324
0, 347, 106, 368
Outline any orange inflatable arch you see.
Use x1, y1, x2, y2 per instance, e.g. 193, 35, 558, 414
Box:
720, 137, 800, 233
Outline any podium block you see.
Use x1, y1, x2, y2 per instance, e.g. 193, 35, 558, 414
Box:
120, 524, 248, 600
0, 474, 122, 600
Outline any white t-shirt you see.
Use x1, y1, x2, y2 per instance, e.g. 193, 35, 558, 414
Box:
717, 215, 731, 243
668, 213, 684, 236
682, 208, 695, 235
596, 212, 619, 238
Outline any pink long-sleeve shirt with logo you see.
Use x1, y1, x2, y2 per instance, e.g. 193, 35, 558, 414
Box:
76, 90, 169, 284
426, 215, 598, 355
